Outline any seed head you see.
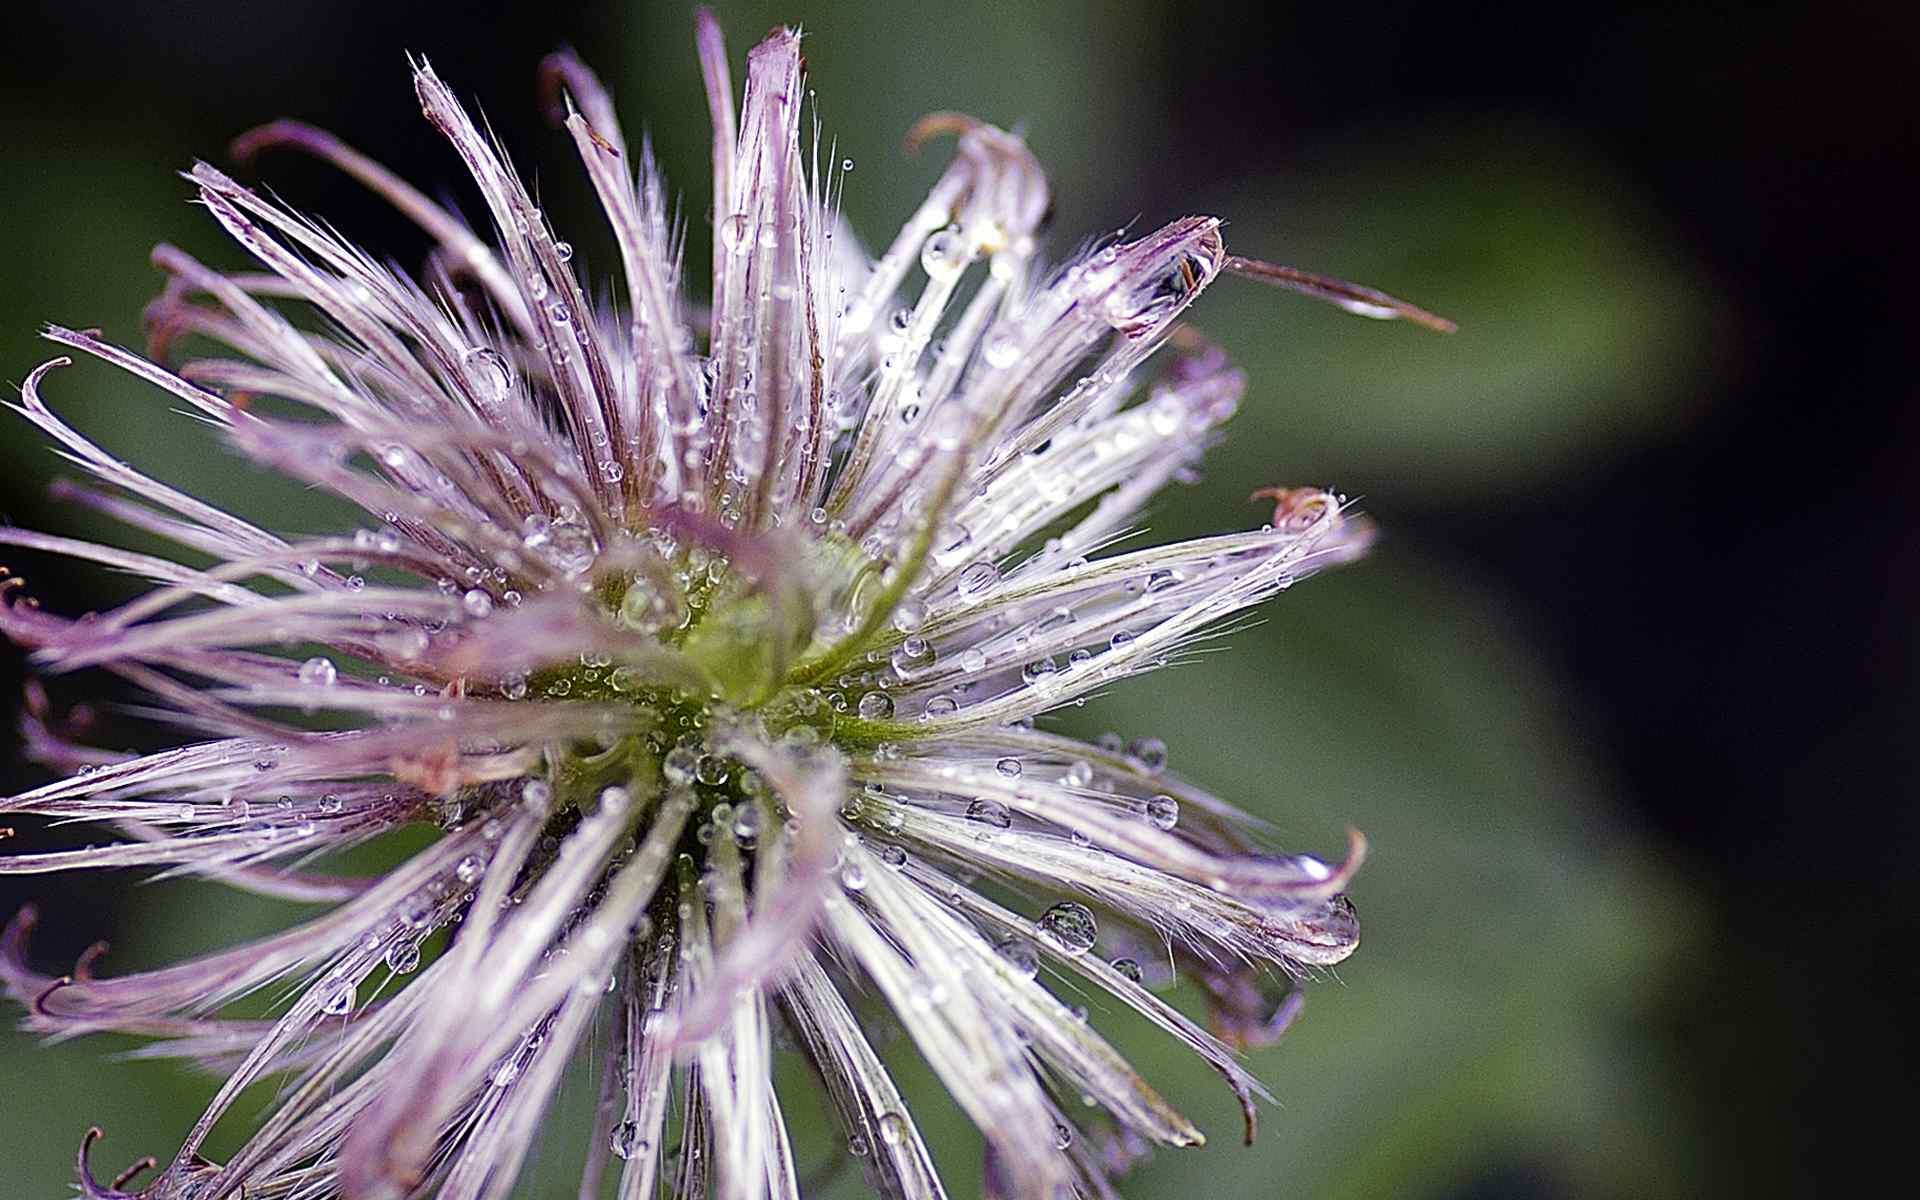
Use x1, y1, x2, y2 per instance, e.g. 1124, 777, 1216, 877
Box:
2, 10, 1446, 1198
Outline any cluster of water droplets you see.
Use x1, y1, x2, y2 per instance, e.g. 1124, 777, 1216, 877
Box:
520, 510, 600, 578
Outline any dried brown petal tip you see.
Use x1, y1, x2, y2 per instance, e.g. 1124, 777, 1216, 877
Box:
74, 939, 109, 982
903, 110, 983, 153
1251, 485, 1340, 533
109, 1156, 158, 1192
227, 118, 312, 164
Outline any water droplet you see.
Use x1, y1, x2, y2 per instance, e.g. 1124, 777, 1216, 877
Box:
320, 978, 356, 1015
878, 1111, 908, 1145
456, 854, 485, 884
1038, 901, 1098, 956
890, 598, 926, 634
385, 939, 422, 974
966, 798, 1011, 829
995, 757, 1022, 779
398, 893, 433, 930
733, 805, 763, 846
523, 515, 598, 577
554, 241, 574, 263
983, 329, 1021, 368
548, 301, 572, 324
1290, 854, 1333, 882
841, 156, 855, 172
1062, 760, 1093, 788
921, 228, 967, 280
462, 346, 514, 406
1129, 738, 1168, 773
847, 1132, 870, 1158
1112, 956, 1143, 983
839, 860, 868, 891
661, 747, 698, 786
1146, 794, 1179, 830
957, 560, 1001, 598
994, 936, 1040, 979
922, 694, 958, 718
298, 656, 337, 687
857, 691, 895, 720
462, 589, 494, 618
878, 844, 908, 869
1053, 1121, 1074, 1149
611, 1119, 641, 1159
890, 637, 936, 679
932, 523, 974, 566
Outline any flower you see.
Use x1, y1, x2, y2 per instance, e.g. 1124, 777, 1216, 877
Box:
0, 11, 1447, 1199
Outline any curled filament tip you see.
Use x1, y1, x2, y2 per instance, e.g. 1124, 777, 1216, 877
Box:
1224, 255, 1456, 333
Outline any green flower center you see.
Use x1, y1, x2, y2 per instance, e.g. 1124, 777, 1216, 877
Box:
514, 549, 920, 848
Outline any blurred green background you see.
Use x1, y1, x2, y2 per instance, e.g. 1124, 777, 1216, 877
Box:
2, 2, 1915, 1197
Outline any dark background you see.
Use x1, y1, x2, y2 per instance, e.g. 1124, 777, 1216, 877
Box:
1, 1, 1914, 1196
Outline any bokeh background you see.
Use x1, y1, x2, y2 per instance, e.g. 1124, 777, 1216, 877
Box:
0, 1, 1913, 1196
